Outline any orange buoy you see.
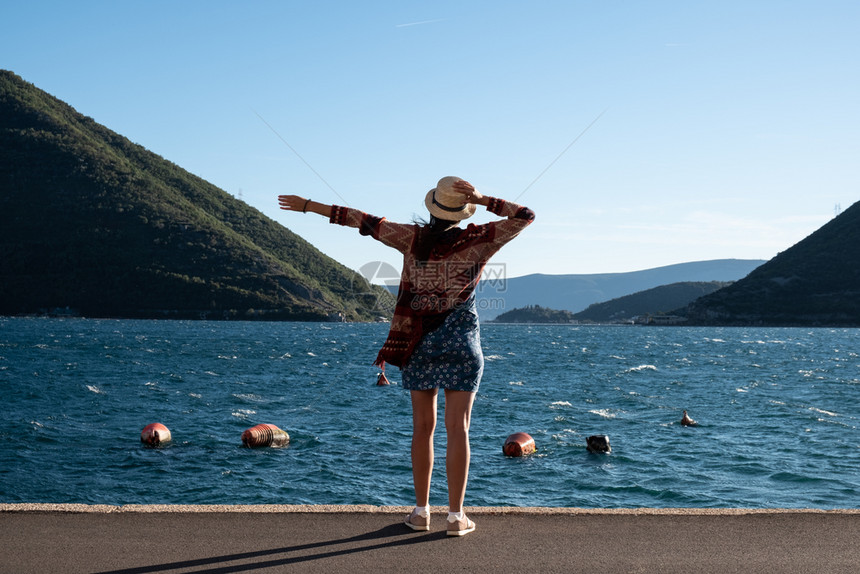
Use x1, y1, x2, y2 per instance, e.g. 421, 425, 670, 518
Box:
140, 423, 171, 446
503, 432, 536, 457
241, 423, 290, 448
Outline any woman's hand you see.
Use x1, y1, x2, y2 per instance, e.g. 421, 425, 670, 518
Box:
278, 195, 308, 212
278, 195, 332, 218
452, 179, 487, 206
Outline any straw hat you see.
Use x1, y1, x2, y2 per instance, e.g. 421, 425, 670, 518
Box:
424, 176, 477, 221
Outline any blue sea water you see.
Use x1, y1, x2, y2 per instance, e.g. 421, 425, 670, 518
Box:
1, 317, 858, 509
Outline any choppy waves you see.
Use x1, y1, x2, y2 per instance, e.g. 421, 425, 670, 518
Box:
1, 318, 859, 508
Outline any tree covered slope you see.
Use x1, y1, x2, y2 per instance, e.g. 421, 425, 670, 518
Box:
0, 70, 394, 320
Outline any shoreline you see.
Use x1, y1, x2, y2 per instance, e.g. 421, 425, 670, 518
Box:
4, 503, 860, 515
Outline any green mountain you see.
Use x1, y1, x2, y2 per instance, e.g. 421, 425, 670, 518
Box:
491, 304, 577, 324
0, 70, 394, 320
573, 281, 730, 323
474, 259, 765, 321
683, 200, 860, 326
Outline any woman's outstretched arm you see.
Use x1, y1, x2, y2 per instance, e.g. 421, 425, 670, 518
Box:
278, 195, 416, 253
278, 195, 332, 218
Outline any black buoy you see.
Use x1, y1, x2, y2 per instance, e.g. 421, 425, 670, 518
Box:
586, 435, 611, 454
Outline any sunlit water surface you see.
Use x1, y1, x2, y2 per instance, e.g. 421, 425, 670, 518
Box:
1, 318, 858, 508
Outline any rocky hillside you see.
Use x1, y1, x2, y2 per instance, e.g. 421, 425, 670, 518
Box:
683, 200, 860, 326
574, 281, 730, 323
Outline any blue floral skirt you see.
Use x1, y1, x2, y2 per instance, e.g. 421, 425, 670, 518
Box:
401, 295, 484, 392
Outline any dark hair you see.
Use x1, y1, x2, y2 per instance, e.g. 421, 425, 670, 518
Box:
413, 216, 459, 264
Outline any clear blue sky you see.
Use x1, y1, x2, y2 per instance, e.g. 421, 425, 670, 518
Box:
3, 1, 858, 277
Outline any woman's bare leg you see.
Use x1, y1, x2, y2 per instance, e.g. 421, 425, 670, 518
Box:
410, 389, 438, 507
444, 390, 477, 513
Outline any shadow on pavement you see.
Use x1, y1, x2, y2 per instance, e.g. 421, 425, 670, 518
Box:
94, 523, 446, 574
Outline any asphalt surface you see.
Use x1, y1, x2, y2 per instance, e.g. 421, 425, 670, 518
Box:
2, 505, 859, 573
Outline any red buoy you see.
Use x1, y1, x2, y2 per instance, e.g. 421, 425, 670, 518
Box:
503, 432, 535, 457
140, 423, 171, 446
376, 372, 391, 386
241, 423, 290, 448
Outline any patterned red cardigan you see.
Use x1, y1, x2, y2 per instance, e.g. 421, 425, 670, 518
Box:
330, 197, 535, 369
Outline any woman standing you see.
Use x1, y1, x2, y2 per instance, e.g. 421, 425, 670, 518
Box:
278, 177, 534, 536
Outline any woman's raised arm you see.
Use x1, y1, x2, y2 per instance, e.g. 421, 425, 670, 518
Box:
450, 179, 490, 207
278, 195, 332, 218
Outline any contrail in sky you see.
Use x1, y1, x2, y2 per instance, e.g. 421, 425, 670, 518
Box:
395, 18, 446, 28
252, 109, 350, 206
514, 107, 609, 202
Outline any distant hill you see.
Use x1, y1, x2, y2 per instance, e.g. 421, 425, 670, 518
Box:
573, 281, 730, 323
491, 305, 577, 324
683, 200, 860, 326
0, 70, 394, 320
475, 259, 765, 320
